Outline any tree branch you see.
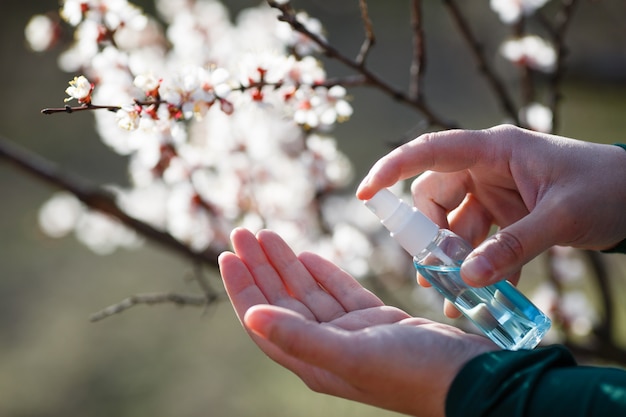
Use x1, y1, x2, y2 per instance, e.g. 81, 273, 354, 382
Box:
0, 135, 222, 271
441, 0, 520, 124
512, 17, 535, 109
356, 0, 376, 66
540, 0, 580, 134
41, 103, 122, 115
409, 0, 426, 100
267, 0, 457, 129
89, 292, 215, 322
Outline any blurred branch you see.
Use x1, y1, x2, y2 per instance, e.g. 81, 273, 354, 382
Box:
90, 292, 213, 322
356, 0, 375, 65
583, 251, 616, 342
267, 0, 457, 129
0, 135, 222, 274
409, 0, 426, 100
540, 0, 581, 134
512, 18, 535, 107
547, 247, 626, 367
441, 0, 520, 125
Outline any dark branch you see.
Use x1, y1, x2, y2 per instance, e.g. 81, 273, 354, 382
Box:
541, 0, 580, 134
409, 0, 426, 100
42, 103, 122, 115
583, 251, 615, 342
441, 0, 520, 125
512, 17, 535, 109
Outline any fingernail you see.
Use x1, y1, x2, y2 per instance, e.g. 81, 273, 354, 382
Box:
244, 306, 273, 337
462, 255, 495, 286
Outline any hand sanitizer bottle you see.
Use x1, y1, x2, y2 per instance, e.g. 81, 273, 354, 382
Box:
364, 188, 551, 350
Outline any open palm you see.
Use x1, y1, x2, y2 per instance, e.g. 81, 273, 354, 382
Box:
218, 228, 496, 417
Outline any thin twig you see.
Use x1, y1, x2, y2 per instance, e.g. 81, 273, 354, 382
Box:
41, 103, 121, 115
441, 0, 520, 124
192, 262, 219, 302
512, 17, 535, 109
409, 0, 426, 100
356, 0, 376, 66
0, 135, 222, 267
90, 292, 214, 322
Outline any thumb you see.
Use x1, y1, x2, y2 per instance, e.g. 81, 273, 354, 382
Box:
244, 305, 349, 368
460, 207, 558, 287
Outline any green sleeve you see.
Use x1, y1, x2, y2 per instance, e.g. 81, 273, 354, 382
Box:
602, 143, 626, 254
445, 345, 626, 417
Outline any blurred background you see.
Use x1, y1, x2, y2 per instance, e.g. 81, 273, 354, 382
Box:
1, 1, 625, 416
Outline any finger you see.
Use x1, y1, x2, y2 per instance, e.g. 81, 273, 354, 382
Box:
219, 251, 269, 323
230, 228, 314, 319
461, 202, 560, 286
356, 128, 503, 200
230, 228, 291, 302
410, 171, 470, 228
298, 251, 384, 311
416, 272, 431, 287
244, 305, 358, 381
443, 299, 462, 319
257, 230, 347, 322
447, 194, 494, 248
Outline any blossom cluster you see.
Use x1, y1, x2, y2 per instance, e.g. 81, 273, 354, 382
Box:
24, 0, 563, 276
25, 0, 600, 341
26, 0, 379, 277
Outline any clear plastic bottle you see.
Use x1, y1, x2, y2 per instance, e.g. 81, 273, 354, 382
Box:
364, 188, 551, 350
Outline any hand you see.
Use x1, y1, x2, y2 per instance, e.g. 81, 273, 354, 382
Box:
357, 125, 626, 292
219, 228, 496, 417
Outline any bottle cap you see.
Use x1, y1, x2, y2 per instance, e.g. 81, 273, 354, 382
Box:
364, 188, 439, 256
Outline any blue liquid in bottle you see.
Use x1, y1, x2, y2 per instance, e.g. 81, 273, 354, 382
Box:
364, 188, 551, 350
414, 230, 551, 350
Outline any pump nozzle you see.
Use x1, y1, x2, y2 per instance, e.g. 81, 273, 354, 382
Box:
364, 189, 439, 257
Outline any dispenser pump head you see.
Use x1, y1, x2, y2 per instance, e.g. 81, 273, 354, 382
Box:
364, 188, 439, 256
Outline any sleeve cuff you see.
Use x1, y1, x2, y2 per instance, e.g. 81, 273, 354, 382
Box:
445, 345, 576, 417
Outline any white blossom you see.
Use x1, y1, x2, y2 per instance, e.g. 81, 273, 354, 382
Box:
292, 85, 353, 129
500, 35, 557, 73
490, 0, 550, 24
60, 0, 85, 27
25, 14, 57, 52
520, 102, 553, 133
115, 107, 141, 131
133, 72, 160, 93
560, 291, 597, 337
38, 192, 84, 238
75, 210, 142, 255
64, 75, 93, 102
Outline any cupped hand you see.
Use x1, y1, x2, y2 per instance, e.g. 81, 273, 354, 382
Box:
219, 228, 496, 417
357, 125, 626, 292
